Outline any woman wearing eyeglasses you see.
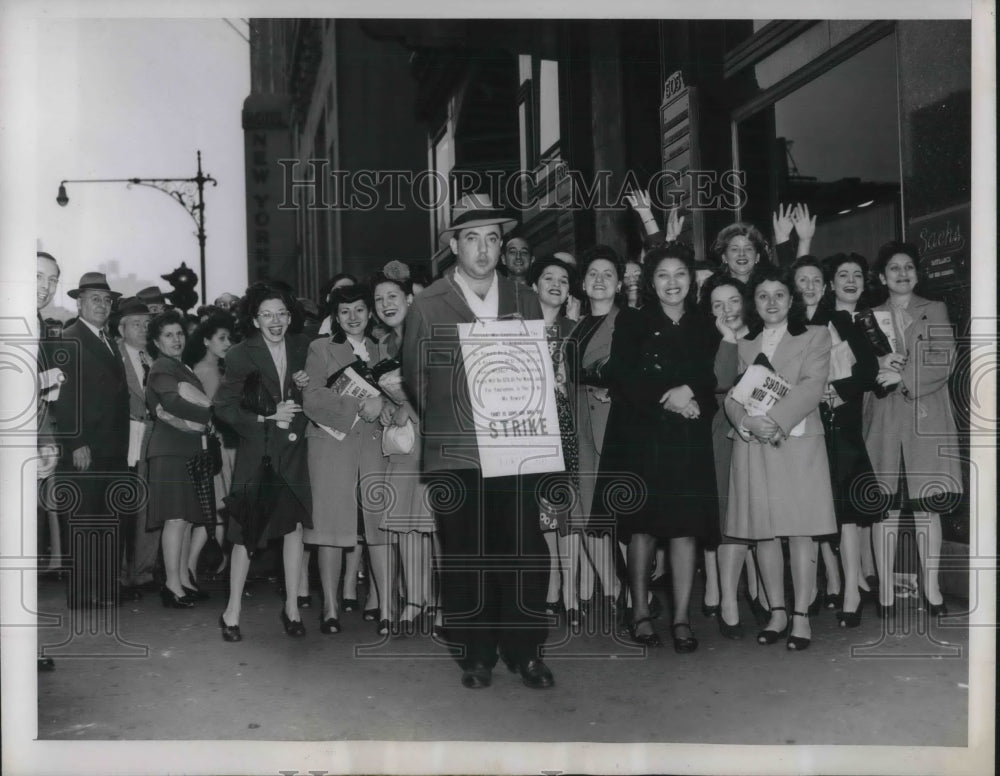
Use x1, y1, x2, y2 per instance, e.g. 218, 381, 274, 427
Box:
214, 283, 312, 641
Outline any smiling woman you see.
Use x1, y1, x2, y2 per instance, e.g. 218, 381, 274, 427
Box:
596, 243, 720, 652
144, 310, 214, 609
302, 283, 390, 636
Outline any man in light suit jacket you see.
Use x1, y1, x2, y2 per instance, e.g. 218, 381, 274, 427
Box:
402, 194, 554, 691
116, 297, 158, 592
52, 272, 132, 608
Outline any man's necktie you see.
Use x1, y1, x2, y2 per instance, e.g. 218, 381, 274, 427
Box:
99, 329, 115, 354
139, 351, 150, 386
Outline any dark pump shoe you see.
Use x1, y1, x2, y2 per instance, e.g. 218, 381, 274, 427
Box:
460, 662, 493, 689
280, 609, 306, 637
218, 615, 242, 642
515, 659, 555, 689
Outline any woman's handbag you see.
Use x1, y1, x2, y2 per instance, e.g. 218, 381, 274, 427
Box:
186, 434, 218, 524
241, 369, 277, 417
381, 420, 415, 456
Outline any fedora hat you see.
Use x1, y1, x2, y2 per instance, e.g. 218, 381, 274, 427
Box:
116, 297, 151, 318
136, 286, 167, 306
438, 193, 517, 241
67, 271, 122, 300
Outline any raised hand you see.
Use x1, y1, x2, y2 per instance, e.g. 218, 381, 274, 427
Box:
624, 188, 652, 214
772, 203, 795, 243
665, 207, 685, 242
791, 203, 817, 256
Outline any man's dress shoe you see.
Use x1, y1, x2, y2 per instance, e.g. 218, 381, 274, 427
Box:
460, 662, 492, 689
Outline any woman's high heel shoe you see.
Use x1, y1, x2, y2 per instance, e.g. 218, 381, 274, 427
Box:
824, 591, 843, 610
701, 602, 720, 618
280, 609, 306, 637
182, 582, 210, 601
218, 615, 242, 642
923, 597, 948, 617
718, 614, 744, 640
628, 616, 662, 647
160, 586, 194, 609
837, 601, 863, 628
786, 611, 811, 651
744, 589, 770, 627
756, 606, 787, 645
671, 622, 698, 654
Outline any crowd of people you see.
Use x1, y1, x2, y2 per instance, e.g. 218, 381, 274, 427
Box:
35, 190, 963, 689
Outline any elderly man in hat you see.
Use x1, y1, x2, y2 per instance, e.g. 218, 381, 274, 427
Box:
116, 297, 160, 593
402, 193, 554, 690
136, 286, 168, 315
52, 272, 132, 608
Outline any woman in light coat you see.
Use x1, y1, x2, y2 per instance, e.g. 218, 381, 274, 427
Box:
725, 264, 836, 651
302, 284, 388, 635
862, 241, 962, 618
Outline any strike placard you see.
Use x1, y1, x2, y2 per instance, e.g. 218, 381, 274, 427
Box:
457, 318, 565, 478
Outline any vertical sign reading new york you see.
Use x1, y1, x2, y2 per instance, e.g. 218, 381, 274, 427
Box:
457, 319, 565, 478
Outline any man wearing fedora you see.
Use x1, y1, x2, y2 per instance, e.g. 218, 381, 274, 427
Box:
402, 193, 554, 690
52, 272, 132, 608
136, 286, 168, 315
116, 297, 159, 593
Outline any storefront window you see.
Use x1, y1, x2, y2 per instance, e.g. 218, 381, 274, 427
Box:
735, 32, 901, 259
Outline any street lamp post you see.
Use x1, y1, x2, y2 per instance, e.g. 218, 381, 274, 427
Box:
56, 151, 218, 304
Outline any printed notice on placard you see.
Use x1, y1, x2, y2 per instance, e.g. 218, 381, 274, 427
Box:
457, 318, 565, 478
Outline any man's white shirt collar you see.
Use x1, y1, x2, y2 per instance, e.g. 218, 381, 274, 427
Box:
452, 269, 499, 320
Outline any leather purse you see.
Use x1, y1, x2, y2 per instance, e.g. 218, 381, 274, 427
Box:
241, 370, 277, 417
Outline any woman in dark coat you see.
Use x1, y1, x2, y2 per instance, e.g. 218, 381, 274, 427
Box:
793, 255, 843, 610
818, 253, 880, 626
214, 284, 312, 641
597, 242, 719, 652
144, 310, 213, 608
568, 247, 627, 619
528, 257, 585, 626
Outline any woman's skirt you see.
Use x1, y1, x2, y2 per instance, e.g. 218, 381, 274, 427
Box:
725, 435, 837, 540
147, 455, 213, 528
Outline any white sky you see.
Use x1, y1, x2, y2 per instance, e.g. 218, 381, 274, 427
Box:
33, 17, 250, 316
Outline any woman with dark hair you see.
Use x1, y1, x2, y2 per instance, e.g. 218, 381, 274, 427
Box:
526, 257, 587, 628
370, 270, 435, 635
819, 253, 880, 626
317, 273, 359, 335
596, 243, 719, 651
792, 256, 828, 323
697, 274, 767, 637
792, 254, 842, 610
725, 264, 835, 651
302, 284, 389, 635
215, 283, 312, 641
863, 241, 962, 618
181, 314, 235, 584
568, 247, 625, 622
144, 310, 213, 608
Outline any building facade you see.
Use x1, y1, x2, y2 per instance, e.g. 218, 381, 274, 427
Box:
243, 19, 428, 300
